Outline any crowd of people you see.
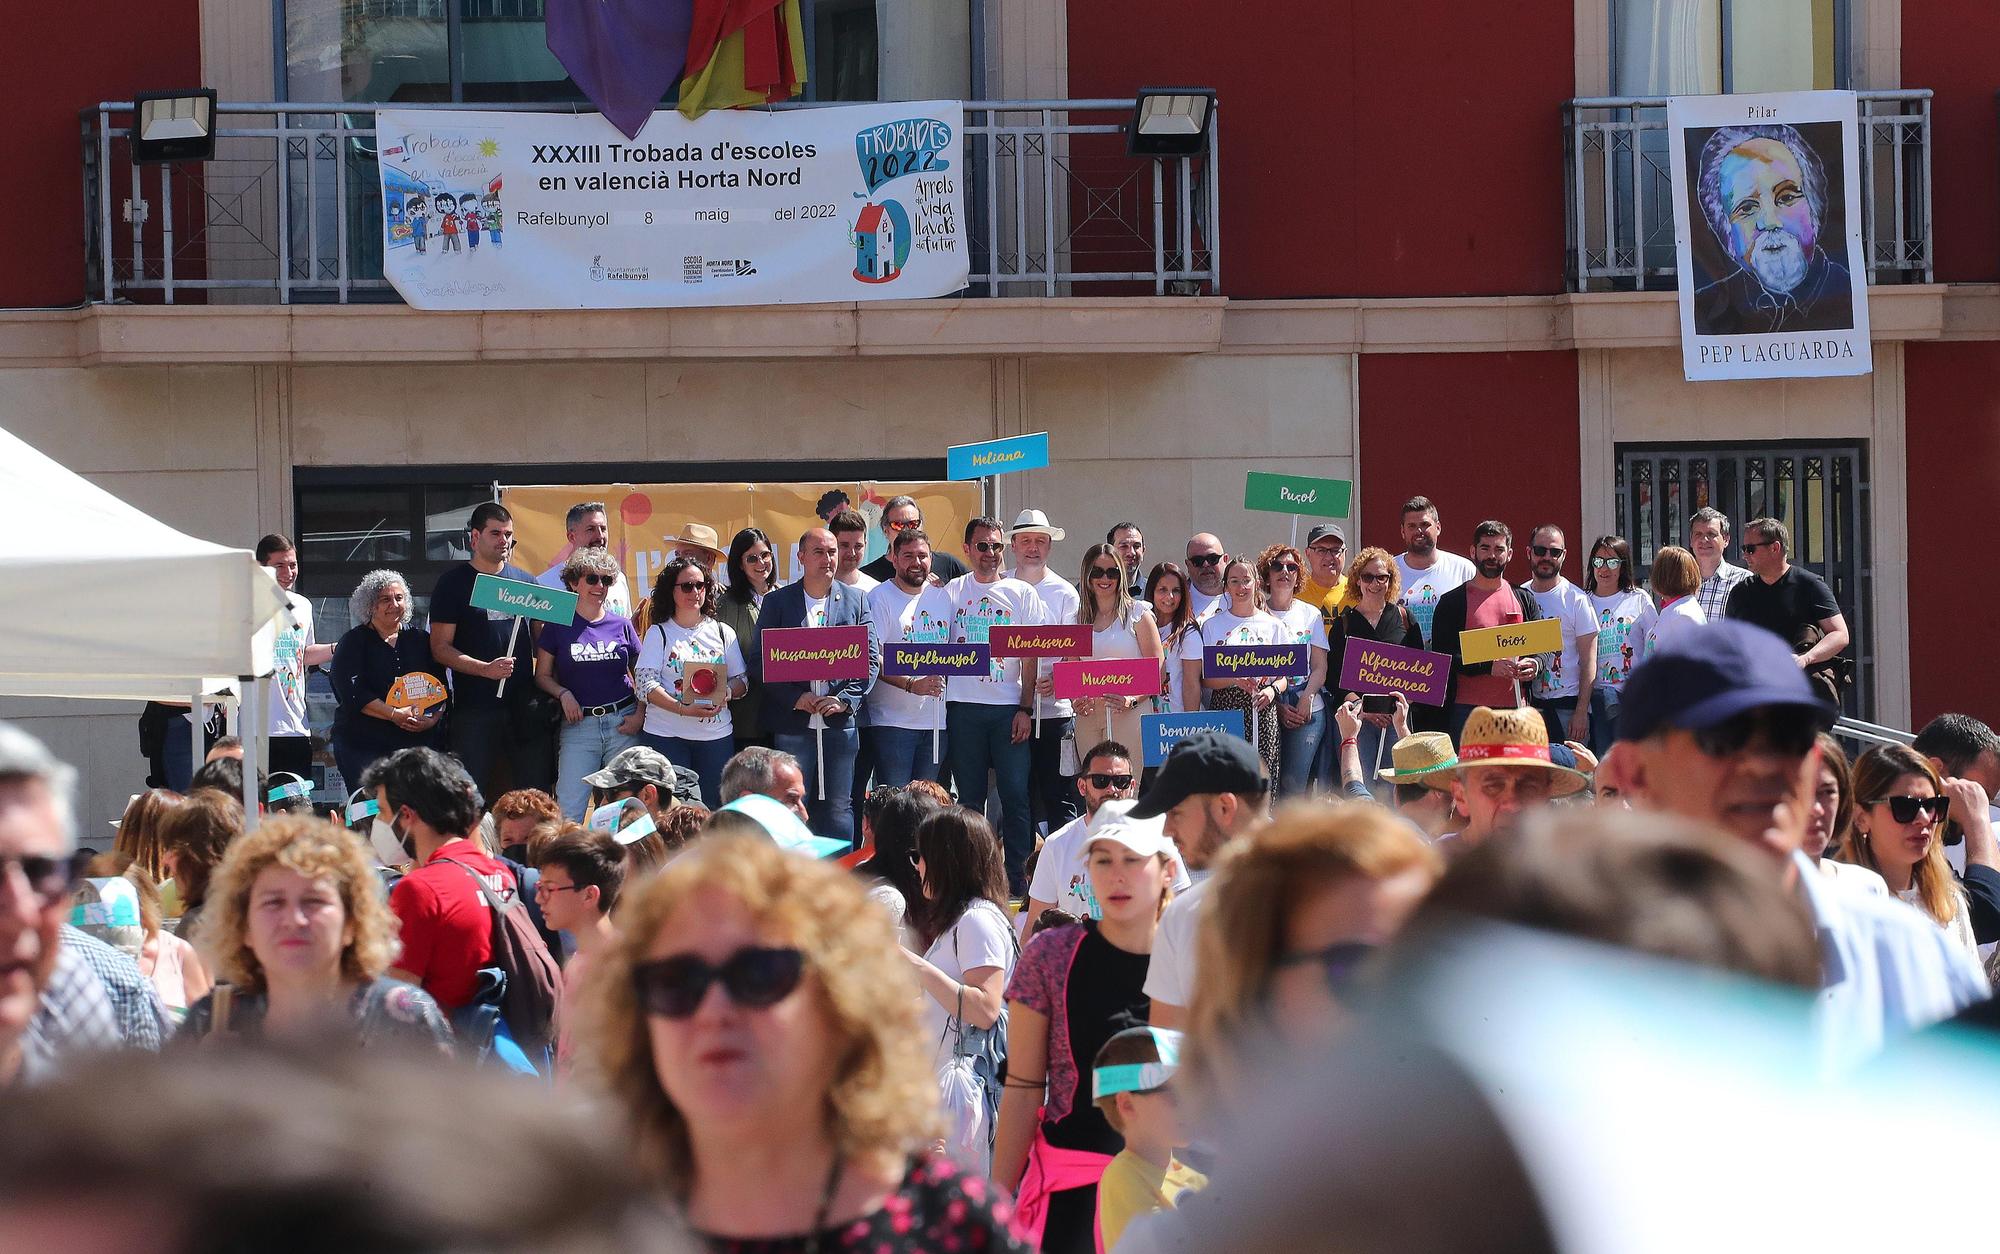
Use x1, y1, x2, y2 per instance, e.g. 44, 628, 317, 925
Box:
8, 490, 2000, 1252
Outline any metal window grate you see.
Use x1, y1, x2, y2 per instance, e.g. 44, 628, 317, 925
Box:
1614, 442, 1873, 718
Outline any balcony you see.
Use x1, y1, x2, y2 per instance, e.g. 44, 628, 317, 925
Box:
81, 98, 1218, 305
1564, 90, 1931, 292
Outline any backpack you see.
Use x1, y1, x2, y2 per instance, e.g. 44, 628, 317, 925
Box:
937, 903, 1018, 1170
437, 857, 563, 1060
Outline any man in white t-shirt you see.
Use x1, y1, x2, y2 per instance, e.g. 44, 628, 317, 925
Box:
1019, 741, 1187, 936
865, 528, 956, 787
1394, 495, 1477, 650
1131, 733, 1271, 1028
944, 517, 1048, 893
256, 534, 335, 779
538, 501, 631, 617
1009, 509, 1082, 834
1185, 533, 1229, 621
1521, 524, 1598, 747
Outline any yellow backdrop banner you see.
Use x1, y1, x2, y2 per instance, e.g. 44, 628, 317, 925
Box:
499, 480, 982, 599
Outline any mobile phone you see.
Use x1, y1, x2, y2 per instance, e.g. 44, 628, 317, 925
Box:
1362, 694, 1396, 715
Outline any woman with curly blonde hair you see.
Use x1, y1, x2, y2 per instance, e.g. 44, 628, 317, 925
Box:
179, 816, 452, 1050
586, 833, 1025, 1251
1181, 803, 1440, 1120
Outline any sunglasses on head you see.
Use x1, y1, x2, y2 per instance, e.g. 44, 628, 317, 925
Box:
1083, 772, 1135, 790
1590, 556, 1623, 569
1871, 794, 1949, 825
1188, 553, 1223, 567
1689, 708, 1823, 759
2, 851, 79, 908
579, 573, 615, 587
631, 946, 805, 1019
972, 541, 1006, 554
1531, 545, 1564, 558
1276, 939, 1375, 996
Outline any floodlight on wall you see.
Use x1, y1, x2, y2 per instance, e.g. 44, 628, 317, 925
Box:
131, 89, 217, 163
1126, 88, 1215, 159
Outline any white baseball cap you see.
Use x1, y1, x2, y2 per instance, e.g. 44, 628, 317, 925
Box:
1085, 811, 1182, 874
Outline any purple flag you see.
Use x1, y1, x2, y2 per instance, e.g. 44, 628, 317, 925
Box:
546, 0, 696, 140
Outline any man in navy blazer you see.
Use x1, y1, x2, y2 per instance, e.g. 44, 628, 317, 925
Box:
754, 526, 880, 844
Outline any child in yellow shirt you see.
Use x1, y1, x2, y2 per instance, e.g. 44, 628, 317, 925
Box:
1091, 1026, 1207, 1250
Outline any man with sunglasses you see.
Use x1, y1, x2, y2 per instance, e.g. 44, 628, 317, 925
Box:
1723, 517, 1850, 706
944, 516, 1048, 893
1020, 741, 1191, 938
1, 723, 126, 1086
1604, 622, 1987, 1066
537, 501, 631, 617
859, 496, 969, 586
1184, 533, 1229, 620
1520, 524, 1598, 748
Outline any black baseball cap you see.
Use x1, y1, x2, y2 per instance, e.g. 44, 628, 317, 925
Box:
1617, 619, 1835, 742
1305, 523, 1346, 547
1130, 733, 1269, 819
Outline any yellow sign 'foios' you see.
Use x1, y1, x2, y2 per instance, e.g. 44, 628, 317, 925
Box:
1456, 616, 1562, 665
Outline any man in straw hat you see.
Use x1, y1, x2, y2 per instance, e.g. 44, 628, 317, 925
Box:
1418, 706, 1588, 853
635, 522, 728, 634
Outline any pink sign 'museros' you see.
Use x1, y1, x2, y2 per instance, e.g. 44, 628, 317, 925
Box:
1337, 638, 1450, 707
762, 625, 872, 682
1051, 658, 1158, 702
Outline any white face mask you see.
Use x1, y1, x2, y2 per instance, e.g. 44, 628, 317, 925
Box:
369, 817, 408, 867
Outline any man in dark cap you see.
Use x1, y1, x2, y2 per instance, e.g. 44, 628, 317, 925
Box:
1603, 620, 1988, 1065
1129, 733, 1270, 1028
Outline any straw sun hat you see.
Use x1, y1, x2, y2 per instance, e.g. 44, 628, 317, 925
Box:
1412, 707, 1589, 797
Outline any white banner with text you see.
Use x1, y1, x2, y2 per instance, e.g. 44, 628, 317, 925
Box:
376, 102, 968, 310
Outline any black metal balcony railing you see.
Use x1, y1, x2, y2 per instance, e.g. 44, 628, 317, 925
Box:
82, 98, 1219, 305
1564, 90, 1931, 292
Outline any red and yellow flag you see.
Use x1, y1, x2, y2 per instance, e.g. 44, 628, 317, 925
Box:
678, 0, 806, 120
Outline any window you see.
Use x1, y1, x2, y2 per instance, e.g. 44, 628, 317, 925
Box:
278, 0, 974, 104
1613, 0, 1847, 95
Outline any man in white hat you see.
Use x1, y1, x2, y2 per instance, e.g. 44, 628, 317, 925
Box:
1427, 706, 1587, 853
1011, 508, 1082, 832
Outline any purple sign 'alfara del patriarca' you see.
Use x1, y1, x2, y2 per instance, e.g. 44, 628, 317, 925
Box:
1338, 638, 1450, 707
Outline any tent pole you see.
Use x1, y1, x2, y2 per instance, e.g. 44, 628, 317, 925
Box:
241, 676, 261, 832
190, 685, 204, 780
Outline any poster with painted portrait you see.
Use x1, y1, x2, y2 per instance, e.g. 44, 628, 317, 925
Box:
1668, 90, 1871, 381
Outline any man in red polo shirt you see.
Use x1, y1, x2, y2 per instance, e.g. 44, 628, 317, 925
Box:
365, 747, 511, 1014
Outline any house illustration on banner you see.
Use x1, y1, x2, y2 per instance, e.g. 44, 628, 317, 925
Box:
851, 202, 900, 282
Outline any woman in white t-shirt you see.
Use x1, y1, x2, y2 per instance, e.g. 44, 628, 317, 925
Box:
904, 808, 1018, 1173
1144, 562, 1199, 721
1644, 545, 1708, 659
1074, 544, 1163, 754
635, 556, 748, 809
1259, 544, 1330, 800
1583, 535, 1659, 756
1187, 556, 1288, 786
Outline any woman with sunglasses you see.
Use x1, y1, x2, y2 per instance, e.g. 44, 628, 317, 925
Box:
1143, 562, 1197, 726
1180, 804, 1439, 1120
1187, 556, 1287, 785
589, 833, 1026, 1252
1581, 535, 1656, 757
636, 556, 750, 810
717, 527, 778, 753
906, 809, 1018, 1172
995, 821, 1181, 1253
535, 546, 644, 821
1258, 544, 1330, 800
1323, 547, 1424, 796
1839, 744, 1982, 964
1074, 545, 1163, 753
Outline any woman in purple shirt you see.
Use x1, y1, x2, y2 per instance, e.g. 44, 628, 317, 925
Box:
534, 546, 643, 819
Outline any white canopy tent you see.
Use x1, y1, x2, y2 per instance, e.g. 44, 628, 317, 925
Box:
0, 424, 294, 825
